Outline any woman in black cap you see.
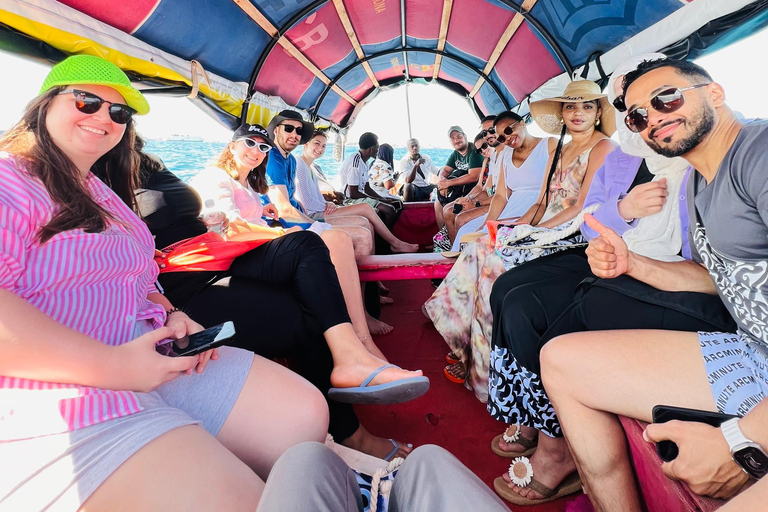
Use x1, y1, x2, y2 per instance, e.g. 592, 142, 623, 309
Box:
136, 128, 424, 461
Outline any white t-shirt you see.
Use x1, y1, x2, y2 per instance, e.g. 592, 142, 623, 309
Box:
189, 166, 267, 225
339, 151, 369, 197
488, 145, 513, 187
294, 157, 328, 215
398, 154, 438, 187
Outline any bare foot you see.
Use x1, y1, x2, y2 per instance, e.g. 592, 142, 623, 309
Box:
390, 241, 419, 253
341, 426, 414, 460
497, 424, 539, 454
380, 295, 394, 305
366, 313, 393, 335
358, 334, 388, 361
330, 354, 423, 390
501, 439, 576, 499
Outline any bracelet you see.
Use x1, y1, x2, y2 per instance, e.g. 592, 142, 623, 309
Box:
166, 307, 184, 317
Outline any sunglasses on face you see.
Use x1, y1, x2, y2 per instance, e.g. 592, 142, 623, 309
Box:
475, 142, 489, 152
479, 127, 496, 138
280, 124, 304, 136
501, 121, 521, 136
624, 83, 710, 133
612, 95, 627, 112
239, 138, 272, 153
58, 89, 136, 124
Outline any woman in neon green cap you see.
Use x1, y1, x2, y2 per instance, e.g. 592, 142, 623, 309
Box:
0, 55, 329, 510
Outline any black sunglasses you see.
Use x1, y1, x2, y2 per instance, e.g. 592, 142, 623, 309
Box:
58, 89, 135, 124
479, 127, 496, 138
279, 124, 305, 136
625, 84, 710, 133
239, 138, 272, 153
475, 141, 489, 152
502, 121, 521, 136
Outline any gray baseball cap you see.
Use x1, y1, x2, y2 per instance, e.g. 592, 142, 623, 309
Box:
447, 125, 465, 137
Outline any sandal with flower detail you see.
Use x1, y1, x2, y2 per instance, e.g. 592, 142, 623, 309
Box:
493, 456, 582, 505
491, 424, 538, 458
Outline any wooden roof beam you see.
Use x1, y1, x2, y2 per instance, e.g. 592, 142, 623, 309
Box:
432, 0, 455, 81
331, 0, 380, 88
232, 0, 358, 106
468, 0, 537, 100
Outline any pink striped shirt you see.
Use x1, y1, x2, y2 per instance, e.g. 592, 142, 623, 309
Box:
0, 153, 166, 441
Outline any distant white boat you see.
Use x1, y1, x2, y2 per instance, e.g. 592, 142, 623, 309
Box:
167, 134, 204, 142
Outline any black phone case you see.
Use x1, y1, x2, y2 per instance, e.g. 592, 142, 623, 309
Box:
651, 405, 739, 462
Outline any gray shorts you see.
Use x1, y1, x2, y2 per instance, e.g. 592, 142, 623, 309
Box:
308, 211, 325, 221
0, 346, 254, 512
699, 331, 768, 416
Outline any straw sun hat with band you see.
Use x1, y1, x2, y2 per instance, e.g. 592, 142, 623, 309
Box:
530, 79, 615, 136
39, 54, 150, 116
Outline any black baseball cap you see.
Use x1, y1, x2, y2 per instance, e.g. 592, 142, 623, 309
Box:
232, 124, 275, 147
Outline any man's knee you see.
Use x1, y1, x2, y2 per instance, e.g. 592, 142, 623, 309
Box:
540, 334, 578, 391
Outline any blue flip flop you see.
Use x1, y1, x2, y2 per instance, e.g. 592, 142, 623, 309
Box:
384, 439, 413, 461
327, 364, 430, 404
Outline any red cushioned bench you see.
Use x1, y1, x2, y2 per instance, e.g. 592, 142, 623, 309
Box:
619, 416, 724, 512
357, 253, 455, 282
391, 201, 439, 247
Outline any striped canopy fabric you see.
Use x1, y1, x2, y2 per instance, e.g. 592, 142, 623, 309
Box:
2, 0, 767, 128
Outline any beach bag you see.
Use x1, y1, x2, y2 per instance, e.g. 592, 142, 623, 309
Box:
154, 232, 271, 273
495, 205, 598, 270
326, 435, 402, 512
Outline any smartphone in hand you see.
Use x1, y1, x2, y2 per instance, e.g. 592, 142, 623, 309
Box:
171, 321, 236, 357
652, 405, 739, 462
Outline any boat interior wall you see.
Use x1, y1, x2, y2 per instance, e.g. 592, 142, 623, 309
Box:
2, 0, 768, 131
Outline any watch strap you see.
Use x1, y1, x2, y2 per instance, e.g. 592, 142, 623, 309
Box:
721, 418, 750, 450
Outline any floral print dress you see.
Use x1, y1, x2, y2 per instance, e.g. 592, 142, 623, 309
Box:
424, 144, 598, 401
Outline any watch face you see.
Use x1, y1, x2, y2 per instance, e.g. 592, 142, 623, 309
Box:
734, 446, 768, 478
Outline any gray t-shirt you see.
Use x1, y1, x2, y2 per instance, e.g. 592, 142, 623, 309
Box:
688, 122, 768, 345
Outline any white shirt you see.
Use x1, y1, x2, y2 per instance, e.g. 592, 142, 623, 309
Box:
339, 151, 369, 197
398, 154, 438, 187
294, 157, 328, 215
488, 145, 513, 185
189, 166, 267, 225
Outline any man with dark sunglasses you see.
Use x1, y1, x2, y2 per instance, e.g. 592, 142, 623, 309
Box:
542, 59, 768, 512
265, 110, 317, 224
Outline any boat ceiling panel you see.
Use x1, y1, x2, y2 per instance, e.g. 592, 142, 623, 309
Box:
8, 0, 766, 129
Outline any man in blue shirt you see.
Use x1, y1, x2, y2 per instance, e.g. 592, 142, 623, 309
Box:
265, 109, 316, 223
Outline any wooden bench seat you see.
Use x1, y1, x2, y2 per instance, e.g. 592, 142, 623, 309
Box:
357, 253, 455, 282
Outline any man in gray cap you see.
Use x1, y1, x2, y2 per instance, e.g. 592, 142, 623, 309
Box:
433, 125, 484, 231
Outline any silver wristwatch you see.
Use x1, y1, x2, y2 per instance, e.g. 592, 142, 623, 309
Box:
721, 418, 768, 479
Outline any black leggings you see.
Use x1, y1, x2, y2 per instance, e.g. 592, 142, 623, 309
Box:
162, 231, 359, 441
490, 248, 735, 374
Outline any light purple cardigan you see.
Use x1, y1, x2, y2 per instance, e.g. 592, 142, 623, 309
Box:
581, 147, 692, 260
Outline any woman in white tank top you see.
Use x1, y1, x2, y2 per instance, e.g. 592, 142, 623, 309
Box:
451, 116, 551, 251
425, 89, 616, 405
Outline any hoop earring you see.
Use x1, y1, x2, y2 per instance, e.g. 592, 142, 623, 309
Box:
595, 118, 601, 126
559, 118, 564, 125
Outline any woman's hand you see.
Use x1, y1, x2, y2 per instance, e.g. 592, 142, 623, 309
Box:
165, 312, 218, 374
324, 202, 338, 216
617, 178, 668, 221
263, 203, 280, 220
106, 326, 199, 392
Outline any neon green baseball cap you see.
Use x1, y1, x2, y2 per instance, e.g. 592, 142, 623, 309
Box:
39, 55, 150, 115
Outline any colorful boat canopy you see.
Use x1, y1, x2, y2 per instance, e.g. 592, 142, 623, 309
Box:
2, 0, 767, 129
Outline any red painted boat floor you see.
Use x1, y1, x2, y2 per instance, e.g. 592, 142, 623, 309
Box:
353, 280, 588, 512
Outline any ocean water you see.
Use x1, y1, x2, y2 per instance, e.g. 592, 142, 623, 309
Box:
144, 140, 455, 186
